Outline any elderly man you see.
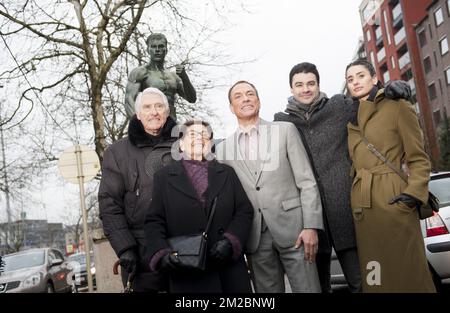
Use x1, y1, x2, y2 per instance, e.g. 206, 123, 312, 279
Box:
124, 33, 196, 120
99, 87, 177, 292
216, 81, 323, 293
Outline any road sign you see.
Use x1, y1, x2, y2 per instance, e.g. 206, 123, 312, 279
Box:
57, 145, 100, 184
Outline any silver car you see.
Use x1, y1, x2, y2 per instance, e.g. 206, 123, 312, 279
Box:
331, 172, 450, 291
0, 248, 72, 293
67, 252, 96, 292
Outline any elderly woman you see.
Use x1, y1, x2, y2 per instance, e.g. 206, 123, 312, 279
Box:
345, 59, 435, 292
144, 120, 254, 293
99, 87, 176, 292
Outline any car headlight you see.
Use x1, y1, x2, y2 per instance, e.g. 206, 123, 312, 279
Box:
23, 273, 42, 288
90, 267, 96, 275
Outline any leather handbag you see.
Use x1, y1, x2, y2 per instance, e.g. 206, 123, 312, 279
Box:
360, 135, 439, 219
167, 197, 217, 271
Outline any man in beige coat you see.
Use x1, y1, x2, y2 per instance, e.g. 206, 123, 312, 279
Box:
216, 81, 323, 292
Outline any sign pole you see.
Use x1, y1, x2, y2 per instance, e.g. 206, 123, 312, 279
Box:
75, 144, 94, 293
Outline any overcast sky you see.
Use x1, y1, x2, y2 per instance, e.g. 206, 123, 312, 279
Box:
2, 0, 364, 224
205, 0, 364, 138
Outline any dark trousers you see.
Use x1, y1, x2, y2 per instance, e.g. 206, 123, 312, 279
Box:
316, 247, 362, 293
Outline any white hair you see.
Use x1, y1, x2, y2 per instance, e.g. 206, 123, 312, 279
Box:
134, 87, 170, 114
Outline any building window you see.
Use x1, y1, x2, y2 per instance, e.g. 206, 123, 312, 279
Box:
446, 68, 450, 85
428, 24, 433, 39
366, 29, 371, 42
418, 29, 427, 47
391, 56, 396, 69
433, 110, 441, 127
375, 26, 382, 40
383, 70, 390, 84
435, 7, 444, 26
377, 47, 386, 62
434, 51, 438, 67
428, 83, 437, 100
440, 37, 449, 55
370, 51, 376, 66
424, 56, 432, 74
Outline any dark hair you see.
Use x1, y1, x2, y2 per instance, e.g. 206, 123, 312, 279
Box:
178, 119, 213, 140
345, 59, 383, 89
289, 62, 320, 87
146, 33, 167, 46
227, 80, 259, 103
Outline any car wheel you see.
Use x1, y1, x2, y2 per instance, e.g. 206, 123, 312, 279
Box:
46, 282, 55, 293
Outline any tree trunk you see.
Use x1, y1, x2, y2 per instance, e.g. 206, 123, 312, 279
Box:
91, 86, 107, 161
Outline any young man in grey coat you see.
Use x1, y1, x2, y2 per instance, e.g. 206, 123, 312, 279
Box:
216, 81, 323, 293
274, 62, 411, 293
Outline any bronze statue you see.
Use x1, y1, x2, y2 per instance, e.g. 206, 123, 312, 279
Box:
124, 33, 197, 120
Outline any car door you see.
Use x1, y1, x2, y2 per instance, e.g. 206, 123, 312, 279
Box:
47, 250, 65, 292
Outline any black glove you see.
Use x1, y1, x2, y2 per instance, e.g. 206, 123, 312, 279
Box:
119, 249, 138, 275
209, 238, 233, 265
389, 193, 420, 208
158, 253, 182, 273
384, 80, 412, 101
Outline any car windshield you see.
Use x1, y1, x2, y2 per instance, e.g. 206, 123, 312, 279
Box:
0, 250, 45, 273
430, 176, 450, 207
68, 253, 94, 265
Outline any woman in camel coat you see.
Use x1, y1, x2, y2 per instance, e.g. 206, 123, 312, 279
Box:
344, 59, 435, 293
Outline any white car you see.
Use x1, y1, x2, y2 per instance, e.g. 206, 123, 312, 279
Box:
421, 172, 450, 289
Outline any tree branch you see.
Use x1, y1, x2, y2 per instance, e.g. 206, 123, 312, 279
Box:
0, 10, 82, 49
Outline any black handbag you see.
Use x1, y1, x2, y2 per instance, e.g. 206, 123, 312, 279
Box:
360, 135, 439, 220
167, 197, 217, 271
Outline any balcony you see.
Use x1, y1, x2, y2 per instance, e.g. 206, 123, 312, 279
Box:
394, 27, 406, 46
377, 47, 386, 62
392, 3, 403, 28
398, 52, 410, 70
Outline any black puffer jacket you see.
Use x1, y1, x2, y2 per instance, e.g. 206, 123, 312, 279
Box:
98, 115, 177, 269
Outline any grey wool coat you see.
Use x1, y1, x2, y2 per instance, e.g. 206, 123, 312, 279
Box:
274, 94, 357, 252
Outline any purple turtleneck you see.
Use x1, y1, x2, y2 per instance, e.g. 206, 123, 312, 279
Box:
181, 159, 210, 205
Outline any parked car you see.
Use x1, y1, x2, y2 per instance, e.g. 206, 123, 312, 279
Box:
67, 252, 96, 292
0, 248, 72, 293
421, 172, 450, 289
331, 172, 450, 291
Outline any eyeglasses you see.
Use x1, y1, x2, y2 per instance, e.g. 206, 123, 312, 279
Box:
141, 103, 166, 112
187, 131, 211, 140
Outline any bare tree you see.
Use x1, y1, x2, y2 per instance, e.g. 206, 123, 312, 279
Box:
59, 181, 101, 251
0, 0, 251, 161
0, 220, 25, 253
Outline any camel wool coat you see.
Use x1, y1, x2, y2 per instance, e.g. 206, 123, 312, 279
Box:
347, 89, 435, 293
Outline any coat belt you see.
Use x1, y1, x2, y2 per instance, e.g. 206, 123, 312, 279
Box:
353, 164, 395, 209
